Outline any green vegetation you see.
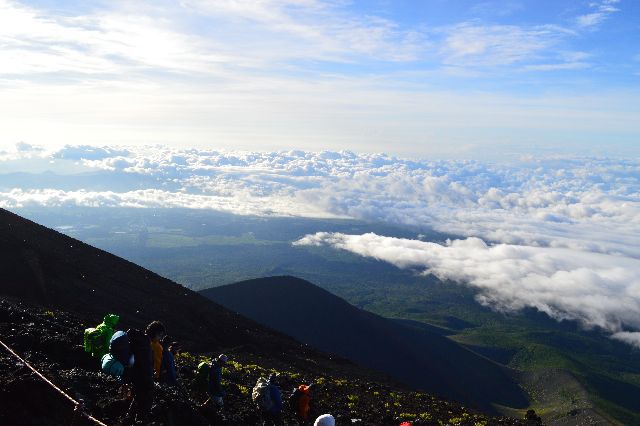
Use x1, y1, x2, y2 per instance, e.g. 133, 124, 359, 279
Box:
171, 353, 501, 425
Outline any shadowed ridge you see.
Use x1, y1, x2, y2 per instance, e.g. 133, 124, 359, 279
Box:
202, 275, 530, 413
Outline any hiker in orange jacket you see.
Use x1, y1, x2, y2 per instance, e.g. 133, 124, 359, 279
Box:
297, 384, 313, 424
147, 321, 166, 380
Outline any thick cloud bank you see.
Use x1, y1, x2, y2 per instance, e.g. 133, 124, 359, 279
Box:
2, 144, 640, 343
2, 145, 639, 255
294, 232, 640, 346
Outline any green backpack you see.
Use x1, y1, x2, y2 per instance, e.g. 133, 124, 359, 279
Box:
83, 314, 119, 358
84, 327, 100, 356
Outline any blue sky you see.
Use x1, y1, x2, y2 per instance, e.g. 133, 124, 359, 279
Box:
0, 0, 638, 159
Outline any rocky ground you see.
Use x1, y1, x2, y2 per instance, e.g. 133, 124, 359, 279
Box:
0, 297, 538, 425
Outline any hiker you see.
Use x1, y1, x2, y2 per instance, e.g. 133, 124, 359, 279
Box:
84, 313, 119, 359
524, 409, 543, 425
110, 330, 134, 368
159, 336, 180, 386
206, 354, 228, 407
258, 374, 283, 426
195, 360, 211, 395
292, 383, 313, 424
123, 321, 165, 425
314, 414, 335, 426
150, 322, 165, 380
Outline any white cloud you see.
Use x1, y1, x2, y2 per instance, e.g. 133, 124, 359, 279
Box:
0, 1, 636, 153
53, 145, 130, 160
440, 23, 561, 67
576, 0, 620, 29
0, 0, 619, 83
0, 0, 235, 78
2, 146, 639, 257
294, 232, 640, 346
0, 0, 424, 83
181, 0, 427, 62
0, 141, 48, 161
612, 331, 640, 348
2, 147, 640, 344
0, 187, 340, 218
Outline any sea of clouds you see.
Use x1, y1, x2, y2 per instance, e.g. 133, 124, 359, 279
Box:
2, 144, 640, 345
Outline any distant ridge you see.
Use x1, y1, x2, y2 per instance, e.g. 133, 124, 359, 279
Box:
202, 275, 529, 412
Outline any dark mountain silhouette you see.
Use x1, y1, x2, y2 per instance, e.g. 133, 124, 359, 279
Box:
202, 276, 529, 413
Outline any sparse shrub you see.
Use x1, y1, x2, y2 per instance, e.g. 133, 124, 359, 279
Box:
419, 412, 432, 421
399, 412, 417, 420
227, 360, 243, 370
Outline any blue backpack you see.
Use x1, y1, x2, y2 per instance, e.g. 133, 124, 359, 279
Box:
101, 353, 125, 378
109, 330, 131, 366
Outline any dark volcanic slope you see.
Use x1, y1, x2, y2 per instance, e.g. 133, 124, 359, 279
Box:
202, 276, 529, 413
0, 208, 305, 355
0, 297, 526, 426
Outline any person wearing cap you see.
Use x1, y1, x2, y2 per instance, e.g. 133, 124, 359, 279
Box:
148, 321, 166, 381
208, 354, 228, 407
314, 414, 335, 426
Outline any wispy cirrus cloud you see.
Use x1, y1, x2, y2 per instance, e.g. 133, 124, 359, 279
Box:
0, 0, 235, 77
0, 1, 636, 153
440, 23, 563, 67
576, 0, 621, 29
181, 0, 428, 63
0, 0, 626, 82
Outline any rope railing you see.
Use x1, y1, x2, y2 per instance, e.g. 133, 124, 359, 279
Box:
0, 338, 109, 426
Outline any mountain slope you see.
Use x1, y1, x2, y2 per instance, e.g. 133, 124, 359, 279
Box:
0, 207, 321, 357
1, 297, 529, 425
0, 208, 529, 424
202, 276, 529, 413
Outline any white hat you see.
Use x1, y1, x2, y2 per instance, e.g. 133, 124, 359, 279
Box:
217, 354, 228, 363
314, 414, 335, 426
